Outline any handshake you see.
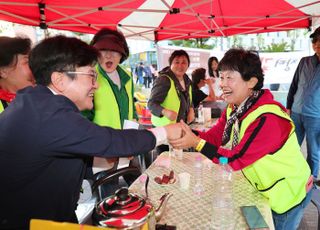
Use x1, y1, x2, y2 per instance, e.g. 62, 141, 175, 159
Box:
164, 121, 201, 150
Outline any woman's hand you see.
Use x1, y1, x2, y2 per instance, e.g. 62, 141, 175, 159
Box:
205, 77, 217, 102
169, 120, 201, 149
286, 109, 291, 116
204, 77, 215, 85
162, 108, 178, 121
187, 107, 195, 124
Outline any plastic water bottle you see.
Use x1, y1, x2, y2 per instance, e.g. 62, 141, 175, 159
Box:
211, 157, 234, 230
197, 104, 204, 124
193, 155, 204, 195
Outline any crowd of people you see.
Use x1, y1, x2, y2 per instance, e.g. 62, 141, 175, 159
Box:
133, 62, 157, 88
0, 25, 319, 230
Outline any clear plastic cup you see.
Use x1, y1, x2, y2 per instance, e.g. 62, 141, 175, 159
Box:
169, 145, 183, 160
178, 172, 191, 190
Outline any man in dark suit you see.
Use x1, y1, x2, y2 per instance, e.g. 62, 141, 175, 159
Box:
0, 35, 180, 230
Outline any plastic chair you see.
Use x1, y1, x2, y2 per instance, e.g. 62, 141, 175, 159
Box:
311, 186, 320, 230
134, 92, 148, 102
135, 101, 144, 116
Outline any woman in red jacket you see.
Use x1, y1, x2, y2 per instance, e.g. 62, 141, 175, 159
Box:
170, 48, 312, 230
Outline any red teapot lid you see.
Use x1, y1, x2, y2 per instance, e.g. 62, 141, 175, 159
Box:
93, 187, 153, 228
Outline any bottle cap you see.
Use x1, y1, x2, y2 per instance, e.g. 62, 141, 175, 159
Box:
196, 155, 202, 161
219, 157, 228, 164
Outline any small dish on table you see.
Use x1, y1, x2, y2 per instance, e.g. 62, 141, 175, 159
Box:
154, 170, 177, 186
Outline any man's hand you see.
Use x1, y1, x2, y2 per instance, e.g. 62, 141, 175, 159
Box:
169, 120, 201, 149
162, 108, 178, 121
106, 157, 118, 163
164, 123, 182, 141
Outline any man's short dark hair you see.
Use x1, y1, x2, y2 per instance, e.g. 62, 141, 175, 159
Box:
218, 48, 264, 90
168, 50, 190, 67
29, 35, 99, 86
0, 36, 31, 68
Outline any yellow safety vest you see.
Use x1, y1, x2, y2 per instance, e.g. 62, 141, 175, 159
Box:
93, 66, 134, 129
0, 101, 4, 113
151, 75, 192, 127
227, 104, 310, 213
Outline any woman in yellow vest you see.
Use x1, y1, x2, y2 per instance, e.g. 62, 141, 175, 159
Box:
89, 28, 137, 127
170, 48, 312, 230
0, 36, 34, 113
88, 28, 139, 195
148, 50, 194, 154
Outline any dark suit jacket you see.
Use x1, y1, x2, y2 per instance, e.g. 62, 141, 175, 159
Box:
0, 85, 156, 229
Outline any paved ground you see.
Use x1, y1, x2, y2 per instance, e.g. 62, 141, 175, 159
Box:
298, 140, 318, 230
300, 204, 318, 230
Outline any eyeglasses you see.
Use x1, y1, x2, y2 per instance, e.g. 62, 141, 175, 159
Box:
64, 71, 98, 84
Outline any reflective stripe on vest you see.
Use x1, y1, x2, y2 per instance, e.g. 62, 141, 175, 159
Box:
227, 104, 310, 213
151, 75, 192, 127
93, 66, 133, 129
0, 100, 4, 113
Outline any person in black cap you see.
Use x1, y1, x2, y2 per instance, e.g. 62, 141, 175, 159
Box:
89, 27, 137, 127
287, 26, 320, 180
88, 28, 140, 196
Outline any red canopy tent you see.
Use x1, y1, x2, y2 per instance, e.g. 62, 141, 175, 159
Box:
0, 0, 319, 41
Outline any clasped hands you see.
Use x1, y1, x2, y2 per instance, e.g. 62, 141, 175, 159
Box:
164, 120, 201, 150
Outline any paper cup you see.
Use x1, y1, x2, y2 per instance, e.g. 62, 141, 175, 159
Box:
178, 172, 191, 190
174, 148, 183, 160
169, 145, 175, 158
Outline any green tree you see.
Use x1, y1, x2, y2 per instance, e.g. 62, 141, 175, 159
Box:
169, 38, 214, 49
263, 42, 288, 52
287, 30, 300, 51
0, 21, 12, 34
257, 34, 265, 50
231, 35, 243, 48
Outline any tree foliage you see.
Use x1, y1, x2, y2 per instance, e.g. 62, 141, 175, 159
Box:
169, 38, 214, 49
257, 34, 265, 50
0, 21, 12, 33
263, 42, 289, 52
231, 35, 243, 48
287, 30, 301, 51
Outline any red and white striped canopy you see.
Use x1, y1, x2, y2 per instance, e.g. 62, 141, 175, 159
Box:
0, 0, 319, 41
